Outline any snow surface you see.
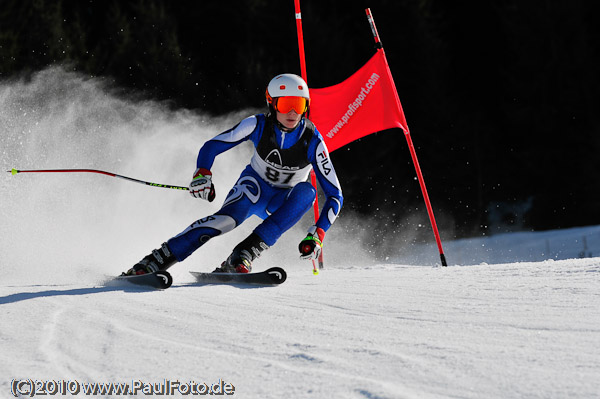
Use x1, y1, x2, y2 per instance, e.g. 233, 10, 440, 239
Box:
2, 68, 600, 399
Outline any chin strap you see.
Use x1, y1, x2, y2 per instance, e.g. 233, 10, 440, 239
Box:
279, 123, 294, 133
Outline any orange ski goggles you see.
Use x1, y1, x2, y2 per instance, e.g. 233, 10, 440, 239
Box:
272, 96, 309, 114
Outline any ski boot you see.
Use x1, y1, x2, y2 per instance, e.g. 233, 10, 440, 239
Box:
214, 233, 269, 274
123, 242, 177, 276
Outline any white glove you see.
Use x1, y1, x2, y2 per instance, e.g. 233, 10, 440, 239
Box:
189, 168, 215, 201
299, 226, 325, 260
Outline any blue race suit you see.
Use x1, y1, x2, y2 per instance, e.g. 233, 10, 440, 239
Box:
167, 114, 343, 262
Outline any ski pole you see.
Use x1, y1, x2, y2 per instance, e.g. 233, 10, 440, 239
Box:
8, 168, 189, 191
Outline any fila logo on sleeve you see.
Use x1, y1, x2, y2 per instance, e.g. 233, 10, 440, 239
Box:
317, 151, 331, 176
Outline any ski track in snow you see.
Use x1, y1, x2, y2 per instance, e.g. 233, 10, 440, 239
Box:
1, 259, 599, 399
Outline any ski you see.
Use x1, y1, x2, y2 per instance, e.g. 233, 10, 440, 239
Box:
116, 270, 173, 289
190, 267, 287, 286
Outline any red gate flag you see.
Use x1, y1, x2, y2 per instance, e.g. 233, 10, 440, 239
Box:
309, 49, 409, 152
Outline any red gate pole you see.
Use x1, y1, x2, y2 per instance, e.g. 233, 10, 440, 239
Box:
294, 0, 324, 272
366, 8, 448, 266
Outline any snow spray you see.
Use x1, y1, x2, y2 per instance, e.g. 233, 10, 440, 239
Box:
0, 67, 260, 283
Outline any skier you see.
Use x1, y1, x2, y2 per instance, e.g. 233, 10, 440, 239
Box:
124, 73, 343, 275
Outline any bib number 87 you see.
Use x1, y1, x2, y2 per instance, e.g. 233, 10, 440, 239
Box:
265, 167, 294, 184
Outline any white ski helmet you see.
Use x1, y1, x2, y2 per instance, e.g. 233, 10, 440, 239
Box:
266, 73, 310, 114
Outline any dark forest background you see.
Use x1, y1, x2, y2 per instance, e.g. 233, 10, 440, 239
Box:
2, 0, 599, 246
